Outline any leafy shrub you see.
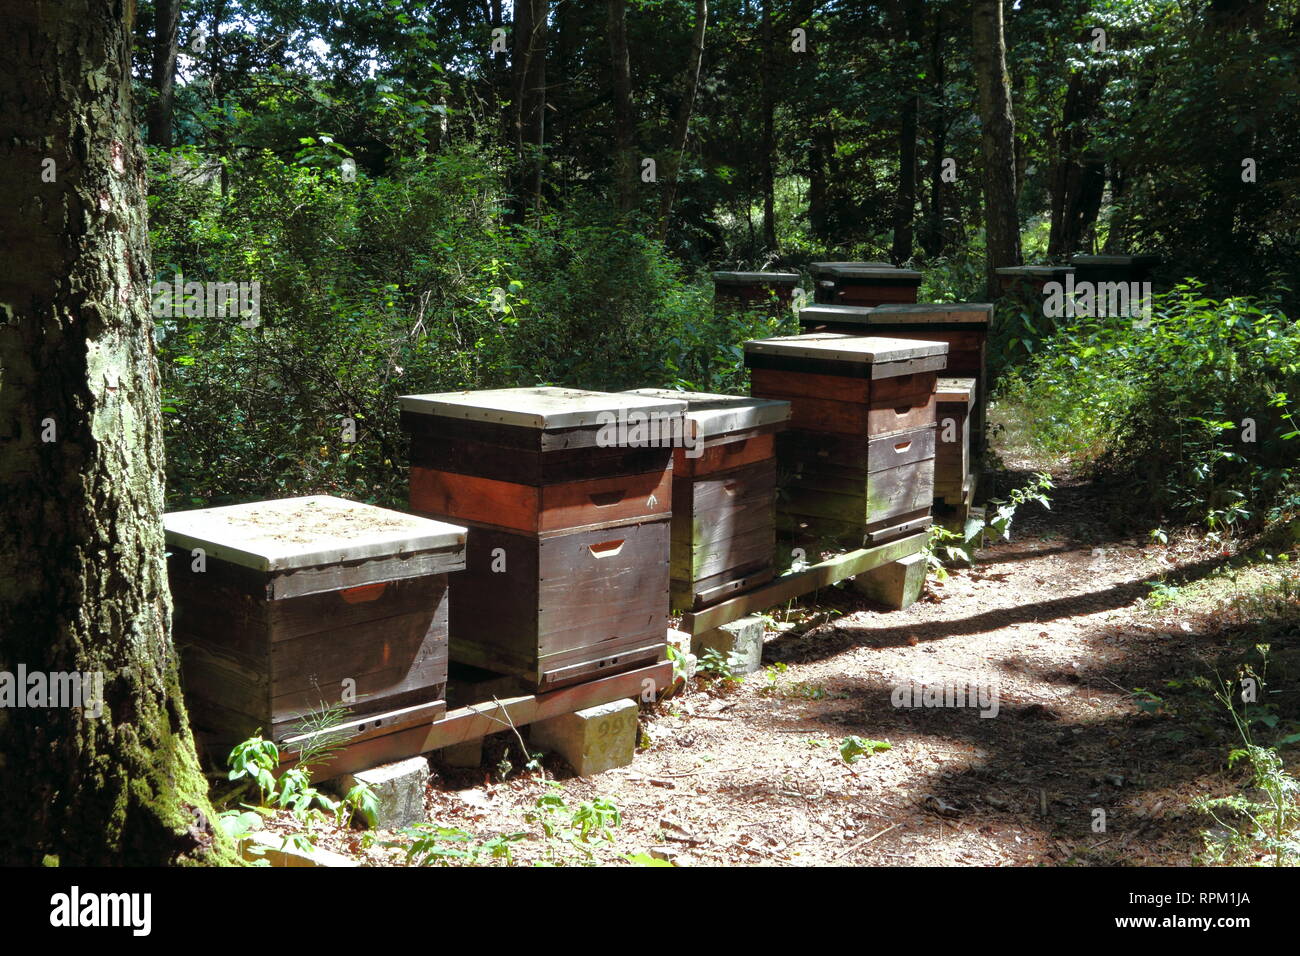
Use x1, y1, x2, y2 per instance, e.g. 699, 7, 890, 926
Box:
149, 147, 776, 510
997, 282, 1300, 531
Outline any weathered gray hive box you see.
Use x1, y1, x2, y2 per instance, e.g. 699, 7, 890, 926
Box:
165, 495, 467, 750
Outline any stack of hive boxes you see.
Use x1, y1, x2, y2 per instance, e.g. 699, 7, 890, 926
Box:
745, 333, 948, 549
165, 495, 467, 752
624, 389, 790, 611
400, 387, 686, 690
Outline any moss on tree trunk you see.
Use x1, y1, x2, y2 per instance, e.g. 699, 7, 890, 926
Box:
0, 0, 237, 865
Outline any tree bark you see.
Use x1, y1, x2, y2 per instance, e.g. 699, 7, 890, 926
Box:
656, 0, 709, 242
972, 0, 1022, 296
0, 0, 234, 865
608, 0, 637, 216
148, 0, 180, 147
759, 0, 777, 252
508, 0, 547, 224
1047, 70, 1108, 259
921, 9, 947, 258
889, 0, 923, 264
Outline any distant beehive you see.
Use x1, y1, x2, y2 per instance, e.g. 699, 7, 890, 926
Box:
711, 271, 801, 311
809, 262, 922, 307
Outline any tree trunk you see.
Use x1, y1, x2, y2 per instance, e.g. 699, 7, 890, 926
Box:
921, 10, 947, 258
656, 0, 709, 242
1047, 70, 1107, 259
890, 0, 923, 264
972, 0, 1022, 296
508, 0, 547, 224
808, 126, 831, 242
759, 0, 777, 252
148, 0, 180, 147
0, 0, 234, 865
608, 0, 637, 215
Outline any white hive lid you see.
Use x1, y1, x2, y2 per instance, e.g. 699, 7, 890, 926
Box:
163, 495, 467, 572
398, 386, 686, 430
622, 388, 790, 438
744, 332, 948, 364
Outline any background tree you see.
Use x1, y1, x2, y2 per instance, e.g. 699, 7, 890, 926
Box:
973, 0, 1023, 295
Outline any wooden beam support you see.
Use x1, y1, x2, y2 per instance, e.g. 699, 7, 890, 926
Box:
278, 660, 671, 780
681, 531, 928, 634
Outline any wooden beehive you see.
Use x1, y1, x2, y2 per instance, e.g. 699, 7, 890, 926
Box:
809, 262, 922, 307
624, 388, 791, 611
745, 333, 947, 548
995, 265, 1075, 295
1069, 253, 1160, 286
798, 302, 993, 454
712, 271, 801, 311
164, 495, 467, 752
934, 378, 976, 509
399, 387, 686, 689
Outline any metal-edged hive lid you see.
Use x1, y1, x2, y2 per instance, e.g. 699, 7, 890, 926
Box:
867, 302, 993, 324
744, 332, 947, 365
810, 260, 894, 274
711, 271, 800, 284
622, 388, 790, 438
398, 386, 686, 430
163, 495, 467, 573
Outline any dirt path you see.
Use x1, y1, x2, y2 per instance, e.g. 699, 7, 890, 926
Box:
340, 457, 1274, 868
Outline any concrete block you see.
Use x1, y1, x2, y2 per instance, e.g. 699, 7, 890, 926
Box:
440, 738, 483, 768
530, 698, 638, 776
692, 615, 766, 675
337, 755, 429, 830
851, 551, 926, 610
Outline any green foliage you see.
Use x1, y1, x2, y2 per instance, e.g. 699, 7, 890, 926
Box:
393, 825, 525, 867
527, 785, 624, 865
149, 148, 779, 510
924, 474, 1054, 577
696, 647, 743, 682
1000, 284, 1300, 531
839, 737, 892, 764
1196, 649, 1300, 867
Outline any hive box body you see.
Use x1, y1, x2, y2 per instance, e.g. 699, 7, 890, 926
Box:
400, 387, 686, 689
996, 265, 1075, 294
744, 334, 946, 548
712, 271, 801, 311
798, 302, 992, 453
810, 262, 922, 307
934, 378, 976, 506
164, 496, 466, 751
1069, 254, 1160, 286
624, 389, 791, 611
